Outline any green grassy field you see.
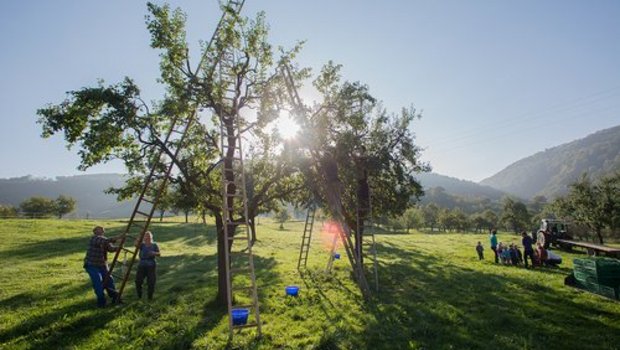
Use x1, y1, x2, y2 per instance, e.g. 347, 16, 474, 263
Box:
1, 218, 619, 350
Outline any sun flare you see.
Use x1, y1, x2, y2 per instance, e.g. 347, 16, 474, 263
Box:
274, 112, 300, 140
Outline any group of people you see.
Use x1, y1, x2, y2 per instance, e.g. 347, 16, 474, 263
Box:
476, 229, 562, 269
83, 226, 160, 307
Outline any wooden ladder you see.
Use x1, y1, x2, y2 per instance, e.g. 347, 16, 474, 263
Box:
297, 205, 316, 271
217, 0, 261, 337
104, 113, 196, 300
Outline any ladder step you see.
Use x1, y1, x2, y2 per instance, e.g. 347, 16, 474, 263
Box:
232, 285, 255, 292
228, 236, 249, 241
225, 193, 245, 198
232, 323, 259, 329
233, 303, 255, 309
231, 266, 252, 273
171, 128, 185, 134
142, 197, 155, 204
121, 247, 135, 254
135, 210, 151, 217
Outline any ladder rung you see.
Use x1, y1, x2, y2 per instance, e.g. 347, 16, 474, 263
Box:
231, 267, 252, 273
228, 236, 249, 241
142, 197, 155, 204
121, 247, 135, 254
232, 323, 259, 329
232, 285, 255, 292
230, 250, 251, 256
233, 304, 255, 309
225, 193, 245, 198
135, 210, 150, 217
171, 128, 184, 134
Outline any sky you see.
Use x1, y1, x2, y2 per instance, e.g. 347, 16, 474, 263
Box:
0, 0, 619, 182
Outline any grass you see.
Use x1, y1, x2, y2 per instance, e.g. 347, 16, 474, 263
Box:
1, 217, 619, 349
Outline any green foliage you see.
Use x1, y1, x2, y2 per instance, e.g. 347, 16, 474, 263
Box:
274, 205, 290, 230
0, 204, 17, 218
552, 172, 620, 243
283, 61, 429, 230
54, 195, 77, 219
1, 218, 619, 349
500, 197, 531, 233
18, 195, 77, 218
19, 196, 56, 218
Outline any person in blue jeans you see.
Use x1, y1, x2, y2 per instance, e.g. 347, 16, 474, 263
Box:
135, 231, 160, 300
83, 226, 119, 307
489, 229, 499, 263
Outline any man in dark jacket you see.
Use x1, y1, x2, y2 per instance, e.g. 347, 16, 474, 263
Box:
84, 226, 119, 307
521, 231, 535, 268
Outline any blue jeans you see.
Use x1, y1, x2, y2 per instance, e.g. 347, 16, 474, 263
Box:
85, 264, 118, 307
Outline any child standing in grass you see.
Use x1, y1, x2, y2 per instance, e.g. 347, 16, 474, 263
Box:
476, 241, 484, 260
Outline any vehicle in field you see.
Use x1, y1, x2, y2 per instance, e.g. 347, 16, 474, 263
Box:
536, 219, 572, 249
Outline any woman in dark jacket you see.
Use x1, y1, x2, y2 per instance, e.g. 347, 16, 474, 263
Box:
135, 231, 160, 300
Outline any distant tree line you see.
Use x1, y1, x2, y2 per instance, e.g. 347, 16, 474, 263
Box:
0, 195, 76, 218
382, 172, 620, 243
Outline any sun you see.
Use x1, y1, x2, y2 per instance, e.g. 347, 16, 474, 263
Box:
274, 112, 300, 140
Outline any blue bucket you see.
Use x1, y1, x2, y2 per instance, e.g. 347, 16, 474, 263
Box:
334, 253, 340, 259
285, 285, 300, 297
231, 308, 249, 326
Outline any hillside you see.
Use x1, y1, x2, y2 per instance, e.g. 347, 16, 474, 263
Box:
481, 124, 620, 199
416, 172, 508, 201
0, 174, 133, 218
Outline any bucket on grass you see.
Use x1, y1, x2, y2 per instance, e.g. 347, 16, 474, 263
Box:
231, 308, 249, 326
285, 285, 300, 297
333, 253, 340, 259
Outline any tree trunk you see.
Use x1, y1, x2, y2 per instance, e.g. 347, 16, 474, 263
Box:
159, 210, 164, 222
184, 210, 188, 223
249, 218, 257, 246
355, 220, 363, 266
596, 227, 604, 244
215, 213, 229, 305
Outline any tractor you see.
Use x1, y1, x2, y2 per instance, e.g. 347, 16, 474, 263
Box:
536, 219, 573, 249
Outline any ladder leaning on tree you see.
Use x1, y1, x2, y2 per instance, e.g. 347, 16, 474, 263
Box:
297, 204, 317, 271
104, 112, 196, 301
216, 0, 261, 337
103, 0, 247, 303
280, 62, 371, 299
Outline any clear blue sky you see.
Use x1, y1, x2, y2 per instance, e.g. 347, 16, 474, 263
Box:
1, 0, 619, 182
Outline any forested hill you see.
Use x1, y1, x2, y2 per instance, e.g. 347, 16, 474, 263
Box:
480, 124, 620, 199
416, 173, 507, 201
0, 174, 133, 218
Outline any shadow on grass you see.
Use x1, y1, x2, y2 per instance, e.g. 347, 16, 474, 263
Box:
1, 249, 278, 349
360, 241, 620, 350
0, 222, 216, 263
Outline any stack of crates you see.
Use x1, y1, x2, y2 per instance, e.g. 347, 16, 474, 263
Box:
572, 257, 620, 300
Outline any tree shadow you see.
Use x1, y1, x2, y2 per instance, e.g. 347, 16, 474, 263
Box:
360, 242, 620, 350
1, 247, 278, 349
0, 222, 217, 263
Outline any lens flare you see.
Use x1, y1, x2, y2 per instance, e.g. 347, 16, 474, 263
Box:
320, 220, 343, 251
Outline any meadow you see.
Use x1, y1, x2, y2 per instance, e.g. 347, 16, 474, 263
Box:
0, 218, 619, 349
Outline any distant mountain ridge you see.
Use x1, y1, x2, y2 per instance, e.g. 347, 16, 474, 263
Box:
0, 171, 509, 218
0, 174, 133, 218
480, 124, 620, 199
415, 173, 508, 201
